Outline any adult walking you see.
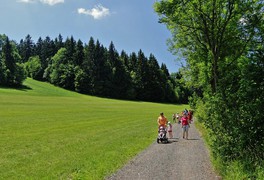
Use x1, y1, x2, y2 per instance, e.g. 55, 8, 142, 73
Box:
181, 112, 190, 139
157, 112, 168, 128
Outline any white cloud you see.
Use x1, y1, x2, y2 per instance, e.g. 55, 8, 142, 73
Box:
18, 0, 64, 6
78, 5, 110, 20
40, 0, 64, 6
17, 0, 36, 3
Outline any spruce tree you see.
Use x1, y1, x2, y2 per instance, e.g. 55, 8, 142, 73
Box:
75, 39, 84, 66
2, 36, 25, 86
19, 34, 34, 63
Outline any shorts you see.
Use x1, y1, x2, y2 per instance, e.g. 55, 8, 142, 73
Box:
182, 125, 189, 132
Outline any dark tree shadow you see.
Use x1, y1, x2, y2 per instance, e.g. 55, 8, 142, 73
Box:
0, 84, 32, 91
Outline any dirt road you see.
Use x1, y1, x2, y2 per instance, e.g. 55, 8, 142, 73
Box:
106, 121, 220, 180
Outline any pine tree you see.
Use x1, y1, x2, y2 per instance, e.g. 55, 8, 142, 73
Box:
146, 54, 165, 101
2, 37, 16, 85
107, 41, 132, 99
18, 34, 34, 63
83, 37, 96, 94
129, 52, 137, 72
40, 36, 56, 80
64, 36, 76, 65
74, 39, 84, 66
2, 36, 25, 86
54, 34, 64, 52
92, 40, 109, 96
135, 49, 148, 100
0, 35, 7, 84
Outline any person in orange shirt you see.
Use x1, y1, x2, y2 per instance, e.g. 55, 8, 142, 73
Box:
157, 112, 168, 128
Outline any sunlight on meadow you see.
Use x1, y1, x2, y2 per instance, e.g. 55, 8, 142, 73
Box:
0, 78, 188, 179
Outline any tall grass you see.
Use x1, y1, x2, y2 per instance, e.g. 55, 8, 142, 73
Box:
0, 78, 188, 179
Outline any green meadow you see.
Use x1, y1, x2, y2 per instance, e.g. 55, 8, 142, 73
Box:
0, 78, 188, 179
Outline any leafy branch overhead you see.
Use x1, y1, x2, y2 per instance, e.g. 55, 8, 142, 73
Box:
155, 0, 263, 93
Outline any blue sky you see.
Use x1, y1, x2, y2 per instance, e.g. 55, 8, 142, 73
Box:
0, 0, 182, 73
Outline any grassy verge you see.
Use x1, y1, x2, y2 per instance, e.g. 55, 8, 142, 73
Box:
0, 78, 188, 179
195, 120, 264, 180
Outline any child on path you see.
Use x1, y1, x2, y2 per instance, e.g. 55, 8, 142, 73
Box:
167, 121, 173, 138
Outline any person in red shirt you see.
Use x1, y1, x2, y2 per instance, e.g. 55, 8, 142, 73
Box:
181, 112, 190, 139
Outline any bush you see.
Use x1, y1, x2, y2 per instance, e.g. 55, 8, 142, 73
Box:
24, 56, 41, 79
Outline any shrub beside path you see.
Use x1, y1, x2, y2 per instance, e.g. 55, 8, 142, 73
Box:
106, 120, 221, 180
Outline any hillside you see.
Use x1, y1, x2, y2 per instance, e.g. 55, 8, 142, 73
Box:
0, 78, 188, 179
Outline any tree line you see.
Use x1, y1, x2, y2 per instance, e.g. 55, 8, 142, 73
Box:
0, 34, 190, 103
155, 0, 263, 178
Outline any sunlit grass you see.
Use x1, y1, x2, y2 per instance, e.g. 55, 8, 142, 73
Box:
0, 78, 188, 179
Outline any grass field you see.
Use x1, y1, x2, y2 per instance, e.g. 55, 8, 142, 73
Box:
0, 78, 188, 179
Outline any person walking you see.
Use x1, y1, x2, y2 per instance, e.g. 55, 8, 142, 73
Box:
181, 112, 190, 139
157, 112, 168, 128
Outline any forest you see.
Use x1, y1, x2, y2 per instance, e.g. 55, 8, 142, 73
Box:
0, 34, 190, 103
155, 0, 264, 178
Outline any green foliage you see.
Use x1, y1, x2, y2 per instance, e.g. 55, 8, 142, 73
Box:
1, 33, 190, 103
14, 63, 27, 85
171, 69, 193, 104
24, 56, 41, 79
17, 34, 34, 63
0, 56, 7, 85
154, 0, 262, 93
74, 66, 92, 94
196, 116, 264, 180
256, 164, 264, 180
0, 35, 26, 86
46, 47, 75, 90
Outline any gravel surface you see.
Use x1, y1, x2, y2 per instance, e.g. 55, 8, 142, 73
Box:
106, 121, 221, 180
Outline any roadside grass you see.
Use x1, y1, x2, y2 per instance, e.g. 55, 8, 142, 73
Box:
194, 120, 221, 176
0, 78, 188, 179
195, 120, 264, 180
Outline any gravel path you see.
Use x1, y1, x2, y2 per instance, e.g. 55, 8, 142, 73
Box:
106, 121, 220, 180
